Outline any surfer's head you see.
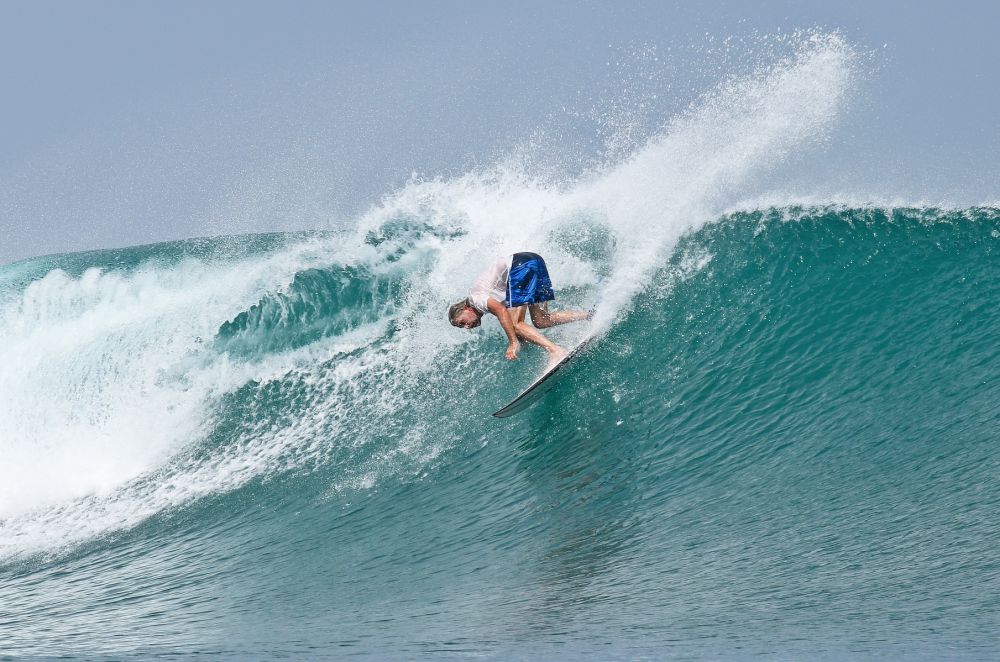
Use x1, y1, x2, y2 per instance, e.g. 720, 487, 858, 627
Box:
448, 299, 481, 329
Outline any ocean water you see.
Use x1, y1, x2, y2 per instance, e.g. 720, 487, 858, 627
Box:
2, 34, 999, 660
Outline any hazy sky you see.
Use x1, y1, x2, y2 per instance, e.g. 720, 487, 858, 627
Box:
2, 0, 998, 264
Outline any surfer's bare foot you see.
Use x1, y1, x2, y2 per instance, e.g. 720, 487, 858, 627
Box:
545, 348, 568, 371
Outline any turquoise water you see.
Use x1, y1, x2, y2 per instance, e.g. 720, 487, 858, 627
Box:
2, 206, 998, 659
2, 35, 999, 659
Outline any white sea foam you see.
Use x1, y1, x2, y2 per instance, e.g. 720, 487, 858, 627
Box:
0, 242, 341, 531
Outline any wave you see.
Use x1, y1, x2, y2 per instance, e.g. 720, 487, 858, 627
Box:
0, 32, 943, 563
2, 200, 996, 559
4, 23, 1000, 656
3, 203, 998, 658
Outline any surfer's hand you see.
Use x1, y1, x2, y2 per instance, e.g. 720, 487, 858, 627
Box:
505, 342, 519, 360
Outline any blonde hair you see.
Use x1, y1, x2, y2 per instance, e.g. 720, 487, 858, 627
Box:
447, 298, 480, 326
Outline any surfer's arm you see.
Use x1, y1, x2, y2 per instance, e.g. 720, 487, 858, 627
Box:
486, 297, 520, 360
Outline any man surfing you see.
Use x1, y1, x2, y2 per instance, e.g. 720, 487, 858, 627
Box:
448, 252, 591, 369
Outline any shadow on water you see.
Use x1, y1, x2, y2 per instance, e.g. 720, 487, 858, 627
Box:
501, 345, 651, 639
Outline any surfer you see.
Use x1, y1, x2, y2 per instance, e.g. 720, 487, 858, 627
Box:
448, 252, 591, 368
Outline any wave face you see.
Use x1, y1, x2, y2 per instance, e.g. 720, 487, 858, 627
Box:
3, 36, 1000, 659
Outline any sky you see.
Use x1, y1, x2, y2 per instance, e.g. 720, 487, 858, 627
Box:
1, 0, 998, 264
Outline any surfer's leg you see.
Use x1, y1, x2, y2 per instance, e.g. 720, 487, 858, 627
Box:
506, 305, 526, 333
509, 305, 554, 348
528, 303, 590, 329
512, 320, 568, 369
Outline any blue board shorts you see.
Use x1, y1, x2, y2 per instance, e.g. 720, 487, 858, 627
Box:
506, 252, 555, 308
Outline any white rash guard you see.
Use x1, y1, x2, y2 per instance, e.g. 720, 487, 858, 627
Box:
468, 254, 514, 314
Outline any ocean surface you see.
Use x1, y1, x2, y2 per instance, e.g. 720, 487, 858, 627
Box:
2, 35, 999, 660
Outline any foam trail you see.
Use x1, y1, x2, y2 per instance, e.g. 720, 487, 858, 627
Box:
0, 241, 337, 519
0, 237, 430, 558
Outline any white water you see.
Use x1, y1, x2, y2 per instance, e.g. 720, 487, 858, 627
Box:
0, 33, 858, 559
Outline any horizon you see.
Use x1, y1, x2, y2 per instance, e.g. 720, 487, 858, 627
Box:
2, 0, 999, 264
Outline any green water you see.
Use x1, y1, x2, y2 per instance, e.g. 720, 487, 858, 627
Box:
1, 207, 998, 659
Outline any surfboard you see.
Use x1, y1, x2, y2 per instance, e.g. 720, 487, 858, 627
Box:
492, 336, 597, 418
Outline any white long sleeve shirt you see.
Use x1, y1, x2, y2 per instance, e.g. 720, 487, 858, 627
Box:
468, 254, 514, 313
